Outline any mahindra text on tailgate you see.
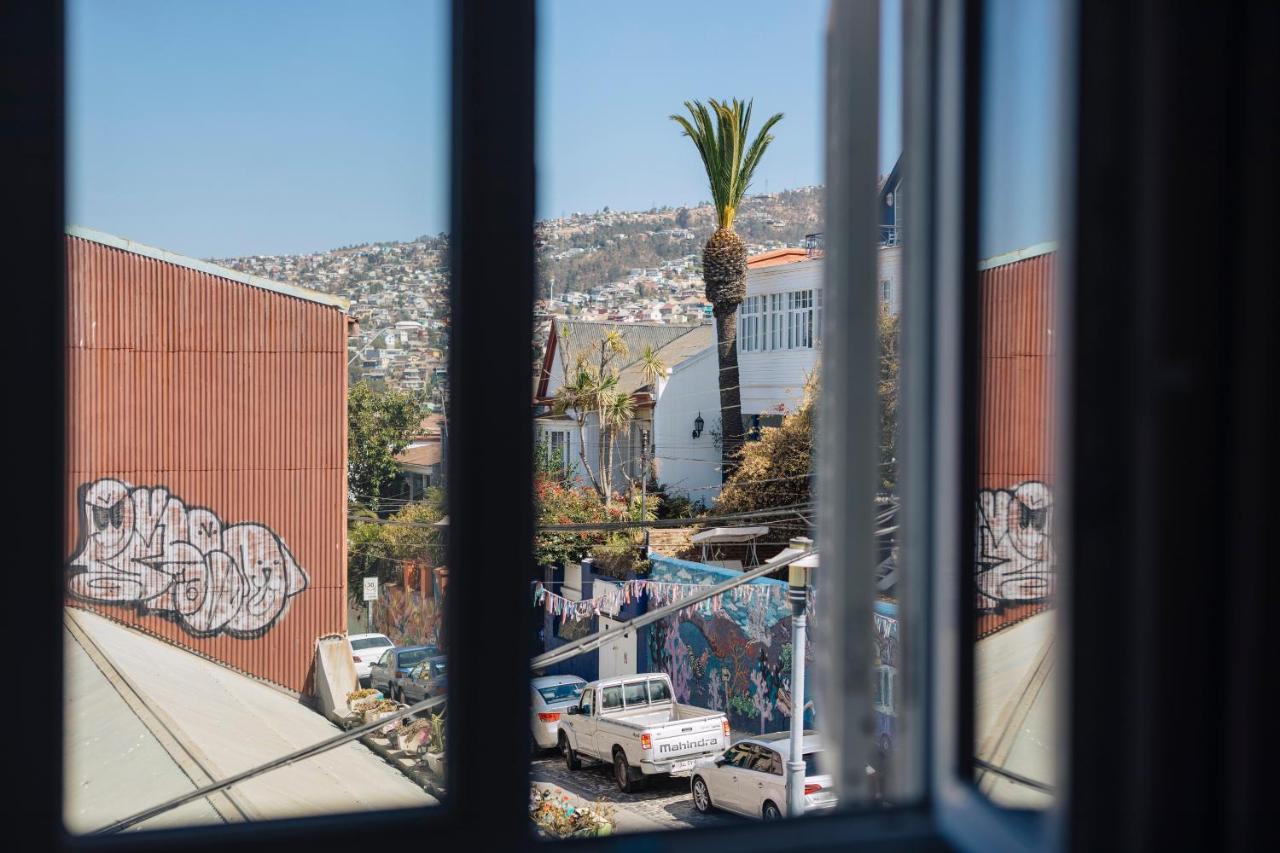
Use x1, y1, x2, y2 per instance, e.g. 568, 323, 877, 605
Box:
652, 719, 726, 766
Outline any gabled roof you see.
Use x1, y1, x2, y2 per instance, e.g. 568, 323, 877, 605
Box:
536, 320, 713, 399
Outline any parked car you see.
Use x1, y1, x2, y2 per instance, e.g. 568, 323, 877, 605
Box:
689, 732, 836, 820
349, 633, 394, 687
369, 644, 438, 700
558, 672, 730, 793
400, 656, 447, 706
531, 675, 587, 752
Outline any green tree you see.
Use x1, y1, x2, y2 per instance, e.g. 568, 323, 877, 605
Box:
347, 491, 445, 602
348, 381, 423, 512
671, 98, 783, 475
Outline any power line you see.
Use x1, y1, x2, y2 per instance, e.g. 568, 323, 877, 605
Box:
347, 500, 818, 533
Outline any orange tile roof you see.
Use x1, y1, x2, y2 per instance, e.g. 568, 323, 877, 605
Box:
746, 247, 812, 268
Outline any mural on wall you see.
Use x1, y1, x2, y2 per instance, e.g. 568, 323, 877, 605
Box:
375, 585, 442, 650
641, 557, 814, 735
66, 478, 309, 638
974, 481, 1055, 609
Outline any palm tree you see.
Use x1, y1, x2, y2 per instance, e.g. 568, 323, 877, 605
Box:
671, 98, 783, 475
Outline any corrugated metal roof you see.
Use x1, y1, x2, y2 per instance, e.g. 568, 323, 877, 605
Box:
66, 225, 350, 310
551, 320, 713, 394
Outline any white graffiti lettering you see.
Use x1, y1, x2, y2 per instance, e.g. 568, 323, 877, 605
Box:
66, 478, 309, 637
975, 481, 1054, 608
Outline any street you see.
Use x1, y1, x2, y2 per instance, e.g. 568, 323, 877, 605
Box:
531, 751, 744, 831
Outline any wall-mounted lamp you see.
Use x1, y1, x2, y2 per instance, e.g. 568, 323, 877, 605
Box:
691, 412, 705, 439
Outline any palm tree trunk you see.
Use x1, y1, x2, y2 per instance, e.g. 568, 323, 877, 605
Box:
713, 306, 744, 478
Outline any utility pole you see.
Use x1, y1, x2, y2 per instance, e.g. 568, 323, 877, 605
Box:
640, 428, 650, 552
786, 538, 815, 817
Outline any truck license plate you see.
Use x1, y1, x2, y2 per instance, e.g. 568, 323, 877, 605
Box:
670, 760, 695, 774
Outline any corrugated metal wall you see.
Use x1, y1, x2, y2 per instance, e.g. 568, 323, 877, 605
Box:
63, 234, 347, 693
975, 251, 1057, 637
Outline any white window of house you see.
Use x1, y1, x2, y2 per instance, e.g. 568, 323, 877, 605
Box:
880, 280, 891, 307
788, 289, 814, 349
546, 429, 569, 475
769, 292, 785, 349
739, 295, 763, 352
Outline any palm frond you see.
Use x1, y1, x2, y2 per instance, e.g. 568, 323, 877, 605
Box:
671, 98, 784, 230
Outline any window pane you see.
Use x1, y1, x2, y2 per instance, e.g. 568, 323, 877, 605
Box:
64, 0, 450, 832
972, 0, 1067, 809
623, 682, 648, 706
528, 0, 912, 833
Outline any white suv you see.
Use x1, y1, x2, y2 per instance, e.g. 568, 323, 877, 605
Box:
349, 633, 393, 686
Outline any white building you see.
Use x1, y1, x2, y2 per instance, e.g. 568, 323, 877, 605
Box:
533, 321, 713, 500
648, 237, 903, 506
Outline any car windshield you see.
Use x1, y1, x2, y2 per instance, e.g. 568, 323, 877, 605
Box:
351, 637, 391, 651
398, 648, 433, 668
537, 682, 584, 703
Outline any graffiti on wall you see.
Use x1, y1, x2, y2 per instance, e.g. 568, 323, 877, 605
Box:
375, 585, 442, 650
66, 478, 309, 638
641, 557, 813, 734
975, 481, 1055, 609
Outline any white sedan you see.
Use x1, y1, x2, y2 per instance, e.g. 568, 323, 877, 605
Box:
530, 675, 587, 751
690, 732, 836, 820
349, 633, 393, 686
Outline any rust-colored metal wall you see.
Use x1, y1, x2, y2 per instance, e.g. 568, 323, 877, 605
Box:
977, 251, 1057, 490
974, 250, 1057, 636
63, 232, 348, 694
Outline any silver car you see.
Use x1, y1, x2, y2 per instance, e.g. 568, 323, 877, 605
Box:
690, 732, 836, 819
531, 675, 587, 751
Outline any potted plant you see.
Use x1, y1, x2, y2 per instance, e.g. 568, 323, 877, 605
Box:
347, 687, 380, 715
422, 711, 447, 776
363, 698, 400, 729
392, 718, 430, 752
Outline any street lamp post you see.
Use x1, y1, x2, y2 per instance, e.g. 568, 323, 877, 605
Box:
786, 538, 816, 817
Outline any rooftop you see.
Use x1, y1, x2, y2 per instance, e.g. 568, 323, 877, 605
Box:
66, 226, 350, 311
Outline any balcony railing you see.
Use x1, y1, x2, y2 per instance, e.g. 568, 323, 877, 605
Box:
801, 229, 901, 255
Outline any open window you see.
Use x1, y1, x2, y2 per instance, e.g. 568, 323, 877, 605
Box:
16, 0, 1271, 849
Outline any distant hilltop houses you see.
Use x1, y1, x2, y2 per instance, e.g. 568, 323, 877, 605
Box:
213, 187, 826, 394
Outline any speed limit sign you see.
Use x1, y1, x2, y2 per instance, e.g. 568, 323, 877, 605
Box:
363, 576, 379, 602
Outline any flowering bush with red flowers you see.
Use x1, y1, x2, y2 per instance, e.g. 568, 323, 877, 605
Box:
534, 473, 611, 569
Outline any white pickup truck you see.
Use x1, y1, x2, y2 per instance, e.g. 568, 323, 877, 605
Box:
558, 672, 730, 793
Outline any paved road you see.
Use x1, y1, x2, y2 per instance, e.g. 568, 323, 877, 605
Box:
531, 750, 745, 831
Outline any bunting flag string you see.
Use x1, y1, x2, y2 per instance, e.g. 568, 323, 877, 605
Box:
530, 578, 790, 626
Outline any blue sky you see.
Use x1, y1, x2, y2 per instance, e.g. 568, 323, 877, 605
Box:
66, 0, 1063, 261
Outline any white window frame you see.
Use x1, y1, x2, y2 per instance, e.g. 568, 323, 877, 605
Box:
541, 427, 570, 477
739, 295, 764, 352
769, 292, 785, 350
788, 289, 815, 349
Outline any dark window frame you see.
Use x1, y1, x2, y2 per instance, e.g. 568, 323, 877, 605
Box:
15, 0, 1270, 849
